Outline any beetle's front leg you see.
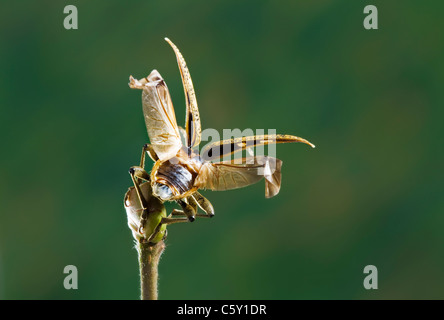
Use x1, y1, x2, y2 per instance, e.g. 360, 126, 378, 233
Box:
129, 166, 150, 182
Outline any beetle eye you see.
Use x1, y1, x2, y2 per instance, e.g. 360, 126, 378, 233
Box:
152, 182, 173, 201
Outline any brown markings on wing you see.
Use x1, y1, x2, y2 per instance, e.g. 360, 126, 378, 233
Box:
165, 38, 201, 148
200, 134, 315, 161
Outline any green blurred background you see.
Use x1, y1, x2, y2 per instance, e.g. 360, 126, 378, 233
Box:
0, 0, 443, 299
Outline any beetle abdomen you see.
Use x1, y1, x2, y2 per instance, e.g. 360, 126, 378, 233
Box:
153, 160, 196, 196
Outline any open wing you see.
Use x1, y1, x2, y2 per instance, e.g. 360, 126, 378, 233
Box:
200, 134, 315, 161
165, 38, 201, 149
195, 156, 283, 198
129, 70, 182, 161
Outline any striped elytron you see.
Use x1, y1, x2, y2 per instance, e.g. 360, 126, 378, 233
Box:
124, 38, 315, 244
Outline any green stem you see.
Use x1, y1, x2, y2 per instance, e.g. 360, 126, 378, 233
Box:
137, 240, 166, 300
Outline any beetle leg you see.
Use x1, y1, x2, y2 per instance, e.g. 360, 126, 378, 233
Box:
140, 143, 159, 168
170, 209, 211, 218
146, 216, 188, 244
145, 207, 211, 244
129, 166, 150, 182
186, 195, 198, 212
176, 199, 196, 222
192, 192, 215, 217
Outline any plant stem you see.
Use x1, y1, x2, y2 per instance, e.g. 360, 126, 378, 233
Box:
137, 240, 166, 300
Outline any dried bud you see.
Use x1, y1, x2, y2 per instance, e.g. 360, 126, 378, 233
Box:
124, 181, 167, 243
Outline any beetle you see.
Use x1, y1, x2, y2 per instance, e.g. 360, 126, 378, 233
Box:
126, 38, 315, 242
